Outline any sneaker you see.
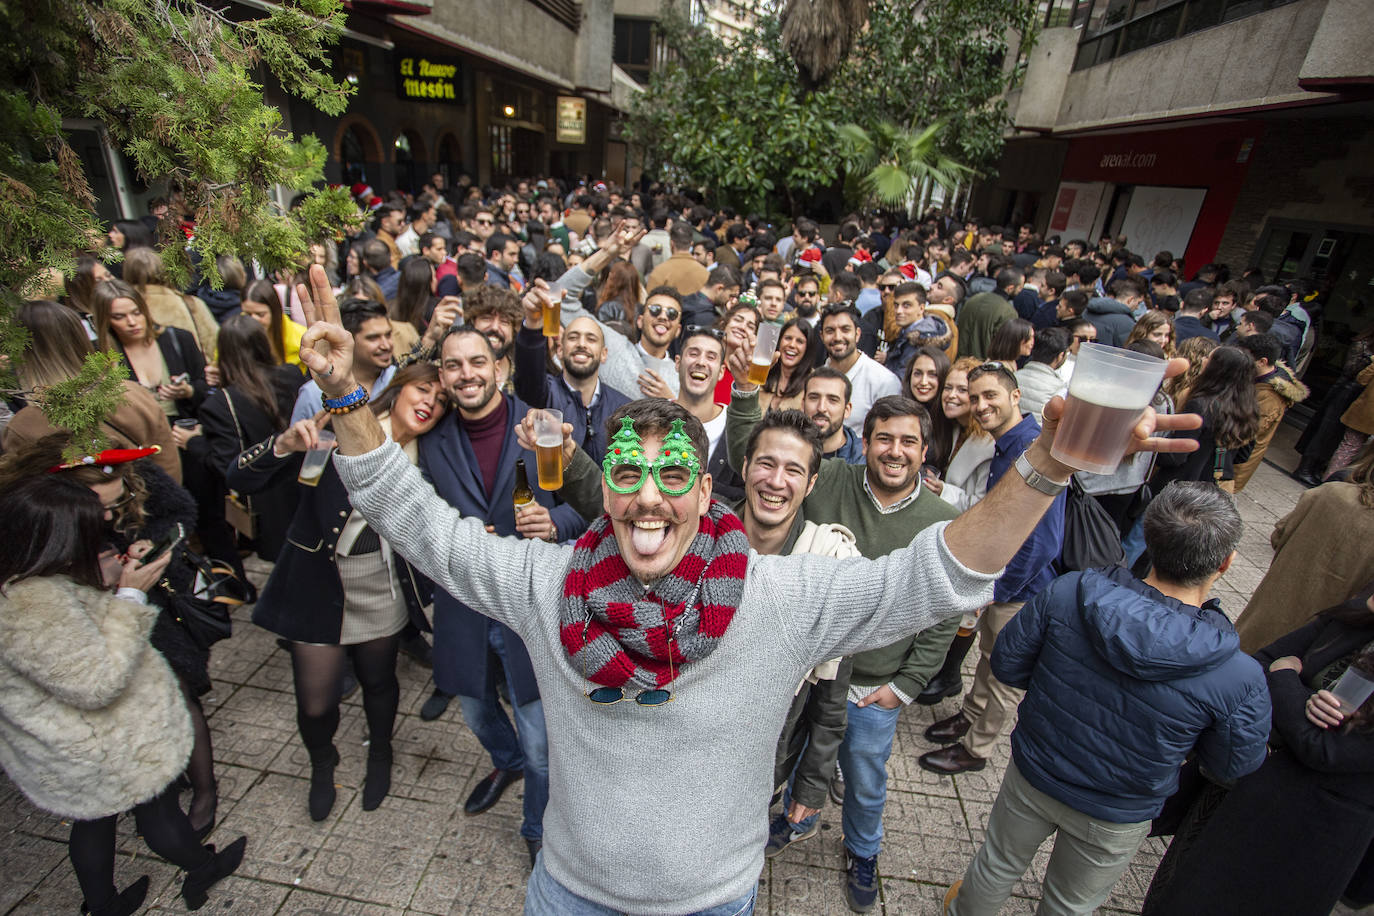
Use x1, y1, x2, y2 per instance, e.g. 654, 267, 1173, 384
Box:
845, 850, 879, 913
764, 812, 820, 858
829, 764, 845, 806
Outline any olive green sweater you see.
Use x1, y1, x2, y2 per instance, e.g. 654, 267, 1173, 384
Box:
725, 388, 962, 699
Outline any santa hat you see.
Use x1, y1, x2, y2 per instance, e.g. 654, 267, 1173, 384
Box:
848, 249, 873, 268
592, 181, 608, 193
48, 446, 161, 475
798, 247, 822, 264
350, 182, 373, 199
897, 263, 917, 280
366, 195, 383, 211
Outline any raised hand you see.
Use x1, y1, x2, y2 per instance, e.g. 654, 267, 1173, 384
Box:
724, 342, 753, 389
274, 411, 332, 455
296, 264, 357, 398
521, 279, 556, 330
516, 410, 576, 468
421, 296, 463, 348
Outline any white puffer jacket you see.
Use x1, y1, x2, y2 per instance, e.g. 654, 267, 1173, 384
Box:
0, 577, 192, 819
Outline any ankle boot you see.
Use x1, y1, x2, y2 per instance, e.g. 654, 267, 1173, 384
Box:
307, 745, 339, 822
917, 633, 975, 705
180, 835, 246, 911
362, 743, 393, 812
80, 875, 149, 916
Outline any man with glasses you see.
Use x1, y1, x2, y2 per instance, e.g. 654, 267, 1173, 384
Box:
920, 361, 1065, 777
821, 303, 900, 435
469, 206, 497, 244
790, 272, 823, 320
1060, 315, 1096, 385
297, 255, 1193, 916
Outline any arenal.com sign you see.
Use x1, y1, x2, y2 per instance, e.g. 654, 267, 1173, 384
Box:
397, 55, 460, 103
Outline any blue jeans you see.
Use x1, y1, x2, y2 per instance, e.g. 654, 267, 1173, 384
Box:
458, 625, 549, 840
524, 857, 757, 916
837, 698, 902, 859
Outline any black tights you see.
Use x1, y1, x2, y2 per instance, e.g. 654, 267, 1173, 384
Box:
69, 782, 211, 909
179, 678, 216, 830
290, 635, 400, 757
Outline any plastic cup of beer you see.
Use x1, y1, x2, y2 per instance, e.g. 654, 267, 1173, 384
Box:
747, 322, 781, 386
1049, 343, 1167, 475
541, 290, 560, 338
1331, 665, 1374, 716
297, 430, 336, 487
532, 409, 564, 490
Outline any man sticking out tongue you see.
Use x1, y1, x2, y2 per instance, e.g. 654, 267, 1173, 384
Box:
292, 265, 1199, 916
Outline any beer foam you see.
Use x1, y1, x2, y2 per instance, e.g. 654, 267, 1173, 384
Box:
536, 436, 562, 448
1065, 378, 1155, 410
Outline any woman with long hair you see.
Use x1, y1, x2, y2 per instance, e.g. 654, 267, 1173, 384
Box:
760, 318, 820, 412
1125, 310, 1175, 356
227, 364, 445, 821
240, 278, 307, 368
986, 317, 1034, 365
1143, 587, 1374, 916
904, 346, 953, 471
0, 474, 246, 914
194, 316, 307, 562
596, 260, 644, 325
1235, 443, 1374, 653
63, 253, 113, 338
1163, 335, 1218, 407
1150, 346, 1259, 491
119, 247, 220, 360
389, 257, 434, 353
92, 280, 207, 422
916, 356, 996, 704
107, 220, 155, 279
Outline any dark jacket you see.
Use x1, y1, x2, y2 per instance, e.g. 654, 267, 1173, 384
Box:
1143, 608, 1374, 915
823, 426, 864, 465
1271, 313, 1304, 366
194, 365, 305, 561
1012, 287, 1042, 321
418, 394, 587, 704
1084, 297, 1137, 348
196, 284, 242, 322
118, 326, 208, 419
513, 326, 630, 464
1172, 314, 1220, 345
1030, 299, 1060, 330
1149, 400, 1251, 487
994, 566, 1271, 823
988, 414, 1065, 603
229, 440, 433, 644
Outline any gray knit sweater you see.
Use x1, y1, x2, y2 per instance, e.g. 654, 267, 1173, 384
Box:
335, 442, 997, 914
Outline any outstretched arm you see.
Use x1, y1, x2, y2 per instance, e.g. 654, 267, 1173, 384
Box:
943, 359, 1201, 575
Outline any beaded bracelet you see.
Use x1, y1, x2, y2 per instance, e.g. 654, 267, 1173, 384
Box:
322, 385, 370, 415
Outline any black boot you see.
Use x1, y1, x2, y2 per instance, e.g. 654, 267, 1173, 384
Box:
308, 745, 339, 822
917, 633, 975, 705
1291, 456, 1324, 488
180, 835, 247, 911
80, 875, 149, 916
362, 744, 392, 812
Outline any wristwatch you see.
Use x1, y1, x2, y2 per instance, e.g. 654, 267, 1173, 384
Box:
1014, 452, 1070, 496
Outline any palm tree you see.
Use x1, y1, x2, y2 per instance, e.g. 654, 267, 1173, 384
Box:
836, 119, 974, 214
780, 0, 871, 90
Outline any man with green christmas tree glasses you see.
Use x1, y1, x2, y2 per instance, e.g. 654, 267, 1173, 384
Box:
291, 265, 1199, 916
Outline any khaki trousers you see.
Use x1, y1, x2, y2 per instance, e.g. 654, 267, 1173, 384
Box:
960, 600, 1025, 759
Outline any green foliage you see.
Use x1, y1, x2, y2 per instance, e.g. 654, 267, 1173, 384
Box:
837, 120, 973, 209
37, 351, 131, 458
0, 0, 356, 453
626, 0, 1036, 214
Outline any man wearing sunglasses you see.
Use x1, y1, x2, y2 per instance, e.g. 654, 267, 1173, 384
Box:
920, 362, 1065, 778
298, 261, 1196, 916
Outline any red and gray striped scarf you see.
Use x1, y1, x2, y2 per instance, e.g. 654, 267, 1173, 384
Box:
559, 501, 750, 691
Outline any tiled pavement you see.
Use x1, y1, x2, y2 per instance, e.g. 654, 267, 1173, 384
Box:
0, 439, 1360, 915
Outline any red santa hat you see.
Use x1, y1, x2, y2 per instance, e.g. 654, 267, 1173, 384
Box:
48, 446, 162, 475
897, 262, 917, 280
848, 249, 873, 268
350, 182, 373, 199
798, 247, 822, 264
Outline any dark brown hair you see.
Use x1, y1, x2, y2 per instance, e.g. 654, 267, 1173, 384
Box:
0, 476, 107, 592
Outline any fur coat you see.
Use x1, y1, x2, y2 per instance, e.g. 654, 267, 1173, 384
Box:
0, 576, 192, 819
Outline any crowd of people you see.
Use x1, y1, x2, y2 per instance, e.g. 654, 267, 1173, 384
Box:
1, 173, 1372, 916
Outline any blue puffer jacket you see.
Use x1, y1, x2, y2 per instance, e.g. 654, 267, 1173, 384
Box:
992, 566, 1271, 823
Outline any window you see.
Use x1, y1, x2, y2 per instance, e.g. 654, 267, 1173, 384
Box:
1073, 0, 1299, 69
614, 17, 655, 85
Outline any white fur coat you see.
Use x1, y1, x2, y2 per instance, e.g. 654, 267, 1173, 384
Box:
0, 576, 192, 819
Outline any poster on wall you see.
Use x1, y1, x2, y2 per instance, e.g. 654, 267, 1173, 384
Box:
1119, 186, 1207, 263
556, 96, 586, 145
1048, 181, 1106, 243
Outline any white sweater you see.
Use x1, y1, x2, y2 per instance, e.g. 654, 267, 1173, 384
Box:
335, 442, 996, 914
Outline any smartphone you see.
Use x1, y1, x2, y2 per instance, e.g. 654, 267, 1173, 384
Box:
142, 523, 186, 564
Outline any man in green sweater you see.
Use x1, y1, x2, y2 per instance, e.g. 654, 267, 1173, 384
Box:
957, 268, 1023, 359
726, 358, 960, 913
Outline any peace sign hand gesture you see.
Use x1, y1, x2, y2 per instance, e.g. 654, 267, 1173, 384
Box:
296, 264, 358, 399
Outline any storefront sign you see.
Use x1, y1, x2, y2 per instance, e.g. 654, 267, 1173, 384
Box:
397, 55, 459, 103
556, 96, 586, 145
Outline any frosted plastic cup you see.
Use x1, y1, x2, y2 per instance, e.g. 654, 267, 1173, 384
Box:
297, 431, 336, 487
532, 409, 564, 490
1331, 665, 1374, 716
1049, 342, 1167, 475
747, 322, 781, 386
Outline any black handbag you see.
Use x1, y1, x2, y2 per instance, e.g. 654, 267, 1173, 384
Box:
159, 547, 248, 650
1055, 476, 1126, 573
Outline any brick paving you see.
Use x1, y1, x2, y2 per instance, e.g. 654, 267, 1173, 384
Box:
0, 440, 1356, 915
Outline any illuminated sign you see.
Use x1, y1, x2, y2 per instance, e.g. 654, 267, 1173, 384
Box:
556, 96, 586, 145
397, 55, 459, 103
